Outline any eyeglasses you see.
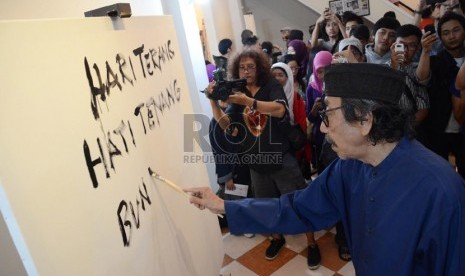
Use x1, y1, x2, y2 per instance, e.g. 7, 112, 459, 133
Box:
239, 64, 256, 72
319, 105, 344, 127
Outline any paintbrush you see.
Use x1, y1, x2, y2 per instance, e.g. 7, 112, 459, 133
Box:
148, 167, 190, 198
148, 167, 224, 218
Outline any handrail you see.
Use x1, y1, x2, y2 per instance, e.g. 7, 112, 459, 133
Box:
397, 1, 415, 14
389, 0, 415, 15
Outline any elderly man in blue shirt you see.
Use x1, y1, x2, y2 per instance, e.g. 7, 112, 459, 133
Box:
185, 63, 465, 276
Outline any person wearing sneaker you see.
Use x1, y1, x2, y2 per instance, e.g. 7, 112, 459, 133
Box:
265, 235, 285, 260
203, 48, 310, 263
306, 243, 321, 269
186, 63, 465, 276
271, 62, 321, 268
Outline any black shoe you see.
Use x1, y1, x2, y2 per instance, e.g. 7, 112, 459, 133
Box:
265, 237, 285, 260
307, 244, 321, 270
338, 244, 352, 261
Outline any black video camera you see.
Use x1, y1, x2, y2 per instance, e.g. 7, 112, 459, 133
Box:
202, 68, 247, 101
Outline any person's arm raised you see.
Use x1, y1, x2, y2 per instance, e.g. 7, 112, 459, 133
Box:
310, 11, 328, 49
331, 12, 347, 39
416, 31, 436, 82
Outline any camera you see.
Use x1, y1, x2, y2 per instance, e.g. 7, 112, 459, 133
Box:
203, 68, 247, 101
394, 43, 405, 53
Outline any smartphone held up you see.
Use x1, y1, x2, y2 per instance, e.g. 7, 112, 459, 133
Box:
394, 43, 405, 53
424, 24, 436, 35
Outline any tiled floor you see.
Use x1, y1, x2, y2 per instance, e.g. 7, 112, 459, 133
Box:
220, 227, 355, 276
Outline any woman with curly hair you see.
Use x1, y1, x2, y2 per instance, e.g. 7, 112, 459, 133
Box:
205, 48, 307, 261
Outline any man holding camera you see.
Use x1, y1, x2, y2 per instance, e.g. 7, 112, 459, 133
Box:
206, 48, 315, 265
388, 24, 435, 126
365, 16, 401, 64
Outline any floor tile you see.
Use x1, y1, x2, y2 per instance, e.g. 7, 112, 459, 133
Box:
220, 227, 356, 276
314, 228, 330, 240
220, 260, 259, 276
222, 254, 234, 267
313, 232, 349, 272
271, 255, 335, 276
337, 261, 356, 276
222, 233, 267, 259
283, 233, 308, 253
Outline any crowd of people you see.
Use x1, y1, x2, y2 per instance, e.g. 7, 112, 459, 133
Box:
201, 0, 465, 274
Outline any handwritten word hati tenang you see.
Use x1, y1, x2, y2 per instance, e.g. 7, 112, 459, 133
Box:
83, 41, 179, 188
81, 41, 182, 246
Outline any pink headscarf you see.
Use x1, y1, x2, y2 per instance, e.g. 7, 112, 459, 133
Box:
309, 51, 333, 93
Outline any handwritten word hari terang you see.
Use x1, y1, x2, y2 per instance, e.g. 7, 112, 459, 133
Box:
85, 41, 175, 120
83, 41, 180, 189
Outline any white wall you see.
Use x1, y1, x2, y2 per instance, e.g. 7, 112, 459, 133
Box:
197, 1, 234, 59
244, 0, 319, 50
0, 0, 163, 19
196, 0, 245, 60
194, 0, 320, 61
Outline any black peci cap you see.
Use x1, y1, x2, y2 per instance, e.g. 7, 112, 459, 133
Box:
324, 63, 405, 104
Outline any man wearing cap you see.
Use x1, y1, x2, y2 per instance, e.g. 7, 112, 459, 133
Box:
185, 63, 465, 275
365, 16, 401, 64
334, 36, 365, 63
